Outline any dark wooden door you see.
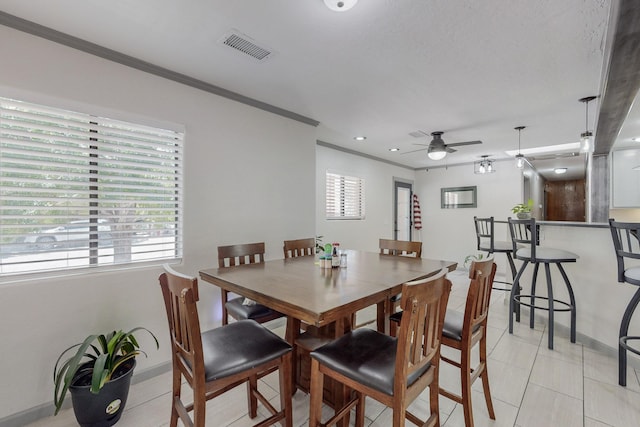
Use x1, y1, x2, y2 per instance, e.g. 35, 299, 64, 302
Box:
545, 179, 586, 222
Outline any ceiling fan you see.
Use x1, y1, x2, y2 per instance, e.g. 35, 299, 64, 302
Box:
404, 131, 482, 160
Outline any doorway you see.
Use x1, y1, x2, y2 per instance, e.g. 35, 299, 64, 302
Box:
394, 181, 412, 241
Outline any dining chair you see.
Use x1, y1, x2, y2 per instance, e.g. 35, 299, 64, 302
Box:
608, 219, 640, 386
158, 265, 293, 427
308, 268, 451, 427
439, 256, 497, 427
378, 238, 423, 333
218, 242, 284, 325
473, 216, 517, 291
283, 237, 315, 258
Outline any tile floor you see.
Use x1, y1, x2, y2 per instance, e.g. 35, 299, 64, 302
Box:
27, 270, 640, 426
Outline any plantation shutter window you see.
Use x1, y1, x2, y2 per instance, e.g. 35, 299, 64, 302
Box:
325, 171, 365, 220
0, 97, 184, 275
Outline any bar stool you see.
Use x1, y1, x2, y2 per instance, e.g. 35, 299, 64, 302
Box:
608, 219, 640, 386
474, 216, 518, 291
508, 217, 578, 349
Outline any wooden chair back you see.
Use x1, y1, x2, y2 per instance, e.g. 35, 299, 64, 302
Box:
464, 257, 497, 338
159, 266, 203, 388
396, 268, 451, 396
283, 238, 315, 258
609, 219, 640, 284
218, 242, 265, 267
379, 238, 422, 257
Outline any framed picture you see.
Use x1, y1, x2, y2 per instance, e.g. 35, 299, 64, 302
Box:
441, 186, 477, 209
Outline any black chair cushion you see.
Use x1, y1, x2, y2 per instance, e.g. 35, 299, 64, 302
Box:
225, 297, 282, 320
310, 328, 430, 396
442, 309, 482, 341
515, 247, 578, 263
389, 311, 402, 324
200, 320, 291, 382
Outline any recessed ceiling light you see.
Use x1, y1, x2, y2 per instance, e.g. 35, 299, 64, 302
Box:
354, 136, 366, 141
554, 168, 568, 174
389, 148, 399, 152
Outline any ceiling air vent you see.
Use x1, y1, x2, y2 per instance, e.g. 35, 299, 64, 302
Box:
409, 130, 429, 138
220, 30, 274, 62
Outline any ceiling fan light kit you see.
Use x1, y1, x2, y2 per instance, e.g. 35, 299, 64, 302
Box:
475, 155, 495, 174
324, 0, 358, 12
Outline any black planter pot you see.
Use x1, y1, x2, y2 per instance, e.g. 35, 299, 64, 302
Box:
69, 360, 135, 427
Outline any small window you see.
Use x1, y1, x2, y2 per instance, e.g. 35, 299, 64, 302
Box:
0, 97, 184, 276
325, 171, 365, 220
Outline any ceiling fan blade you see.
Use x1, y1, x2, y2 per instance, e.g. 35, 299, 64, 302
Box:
401, 147, 428, 154
411, 143, 429, 147
446, 147, 457, 153
446, 140, 483, 147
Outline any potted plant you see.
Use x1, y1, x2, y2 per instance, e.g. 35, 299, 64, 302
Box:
511, 198, 534, 219
463, 253, 485, 270
53, 327, 158, 427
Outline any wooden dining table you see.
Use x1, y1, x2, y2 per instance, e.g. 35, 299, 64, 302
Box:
199, 250, 457, 335
199, 249, 457, 408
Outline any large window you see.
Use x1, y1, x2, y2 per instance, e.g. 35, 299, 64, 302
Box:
0, 97, 184, 276
325, 171, 365, 220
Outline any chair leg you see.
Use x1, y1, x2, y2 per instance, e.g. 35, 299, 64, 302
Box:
279, 352, 293, 427
354, 391, 366, 427
460, 347, 474, 427
510, 261, 528, 333
309, 359, 324, 427
479, 336, 495, 420
556, 263, 577, 343
193, 384, 206, 427
429, 374, 440, 427
247, 375, 258, 418
506, 252, 518, 282
544, 263, 554, 350
170, 368, 181, 427
618, 287, 640, 386
530, 263, 540, 329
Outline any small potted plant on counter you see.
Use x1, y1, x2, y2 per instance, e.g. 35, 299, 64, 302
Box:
53, 327, 158, 427
511, 198, 534, 219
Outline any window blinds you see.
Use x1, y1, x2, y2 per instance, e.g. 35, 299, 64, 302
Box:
325, 171, 365, 220
0, 97, 184, 275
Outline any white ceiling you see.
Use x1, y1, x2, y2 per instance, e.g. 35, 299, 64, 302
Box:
1, 0, 630, 180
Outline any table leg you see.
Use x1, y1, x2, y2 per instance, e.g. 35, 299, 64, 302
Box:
377, 300, 389, 334
285, 316, 301, 396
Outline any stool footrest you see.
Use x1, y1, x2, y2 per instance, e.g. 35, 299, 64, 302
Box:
513, 295, 573, 312
492, 280, 512, 291
620, 336, 640, 356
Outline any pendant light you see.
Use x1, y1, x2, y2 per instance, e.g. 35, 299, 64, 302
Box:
579, 96, 597, 153
514, 126, 526, 169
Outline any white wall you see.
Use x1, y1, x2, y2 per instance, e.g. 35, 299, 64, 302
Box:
415, 160, 523, 273
0, 26, 316, 419
315, 145, 416, 252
